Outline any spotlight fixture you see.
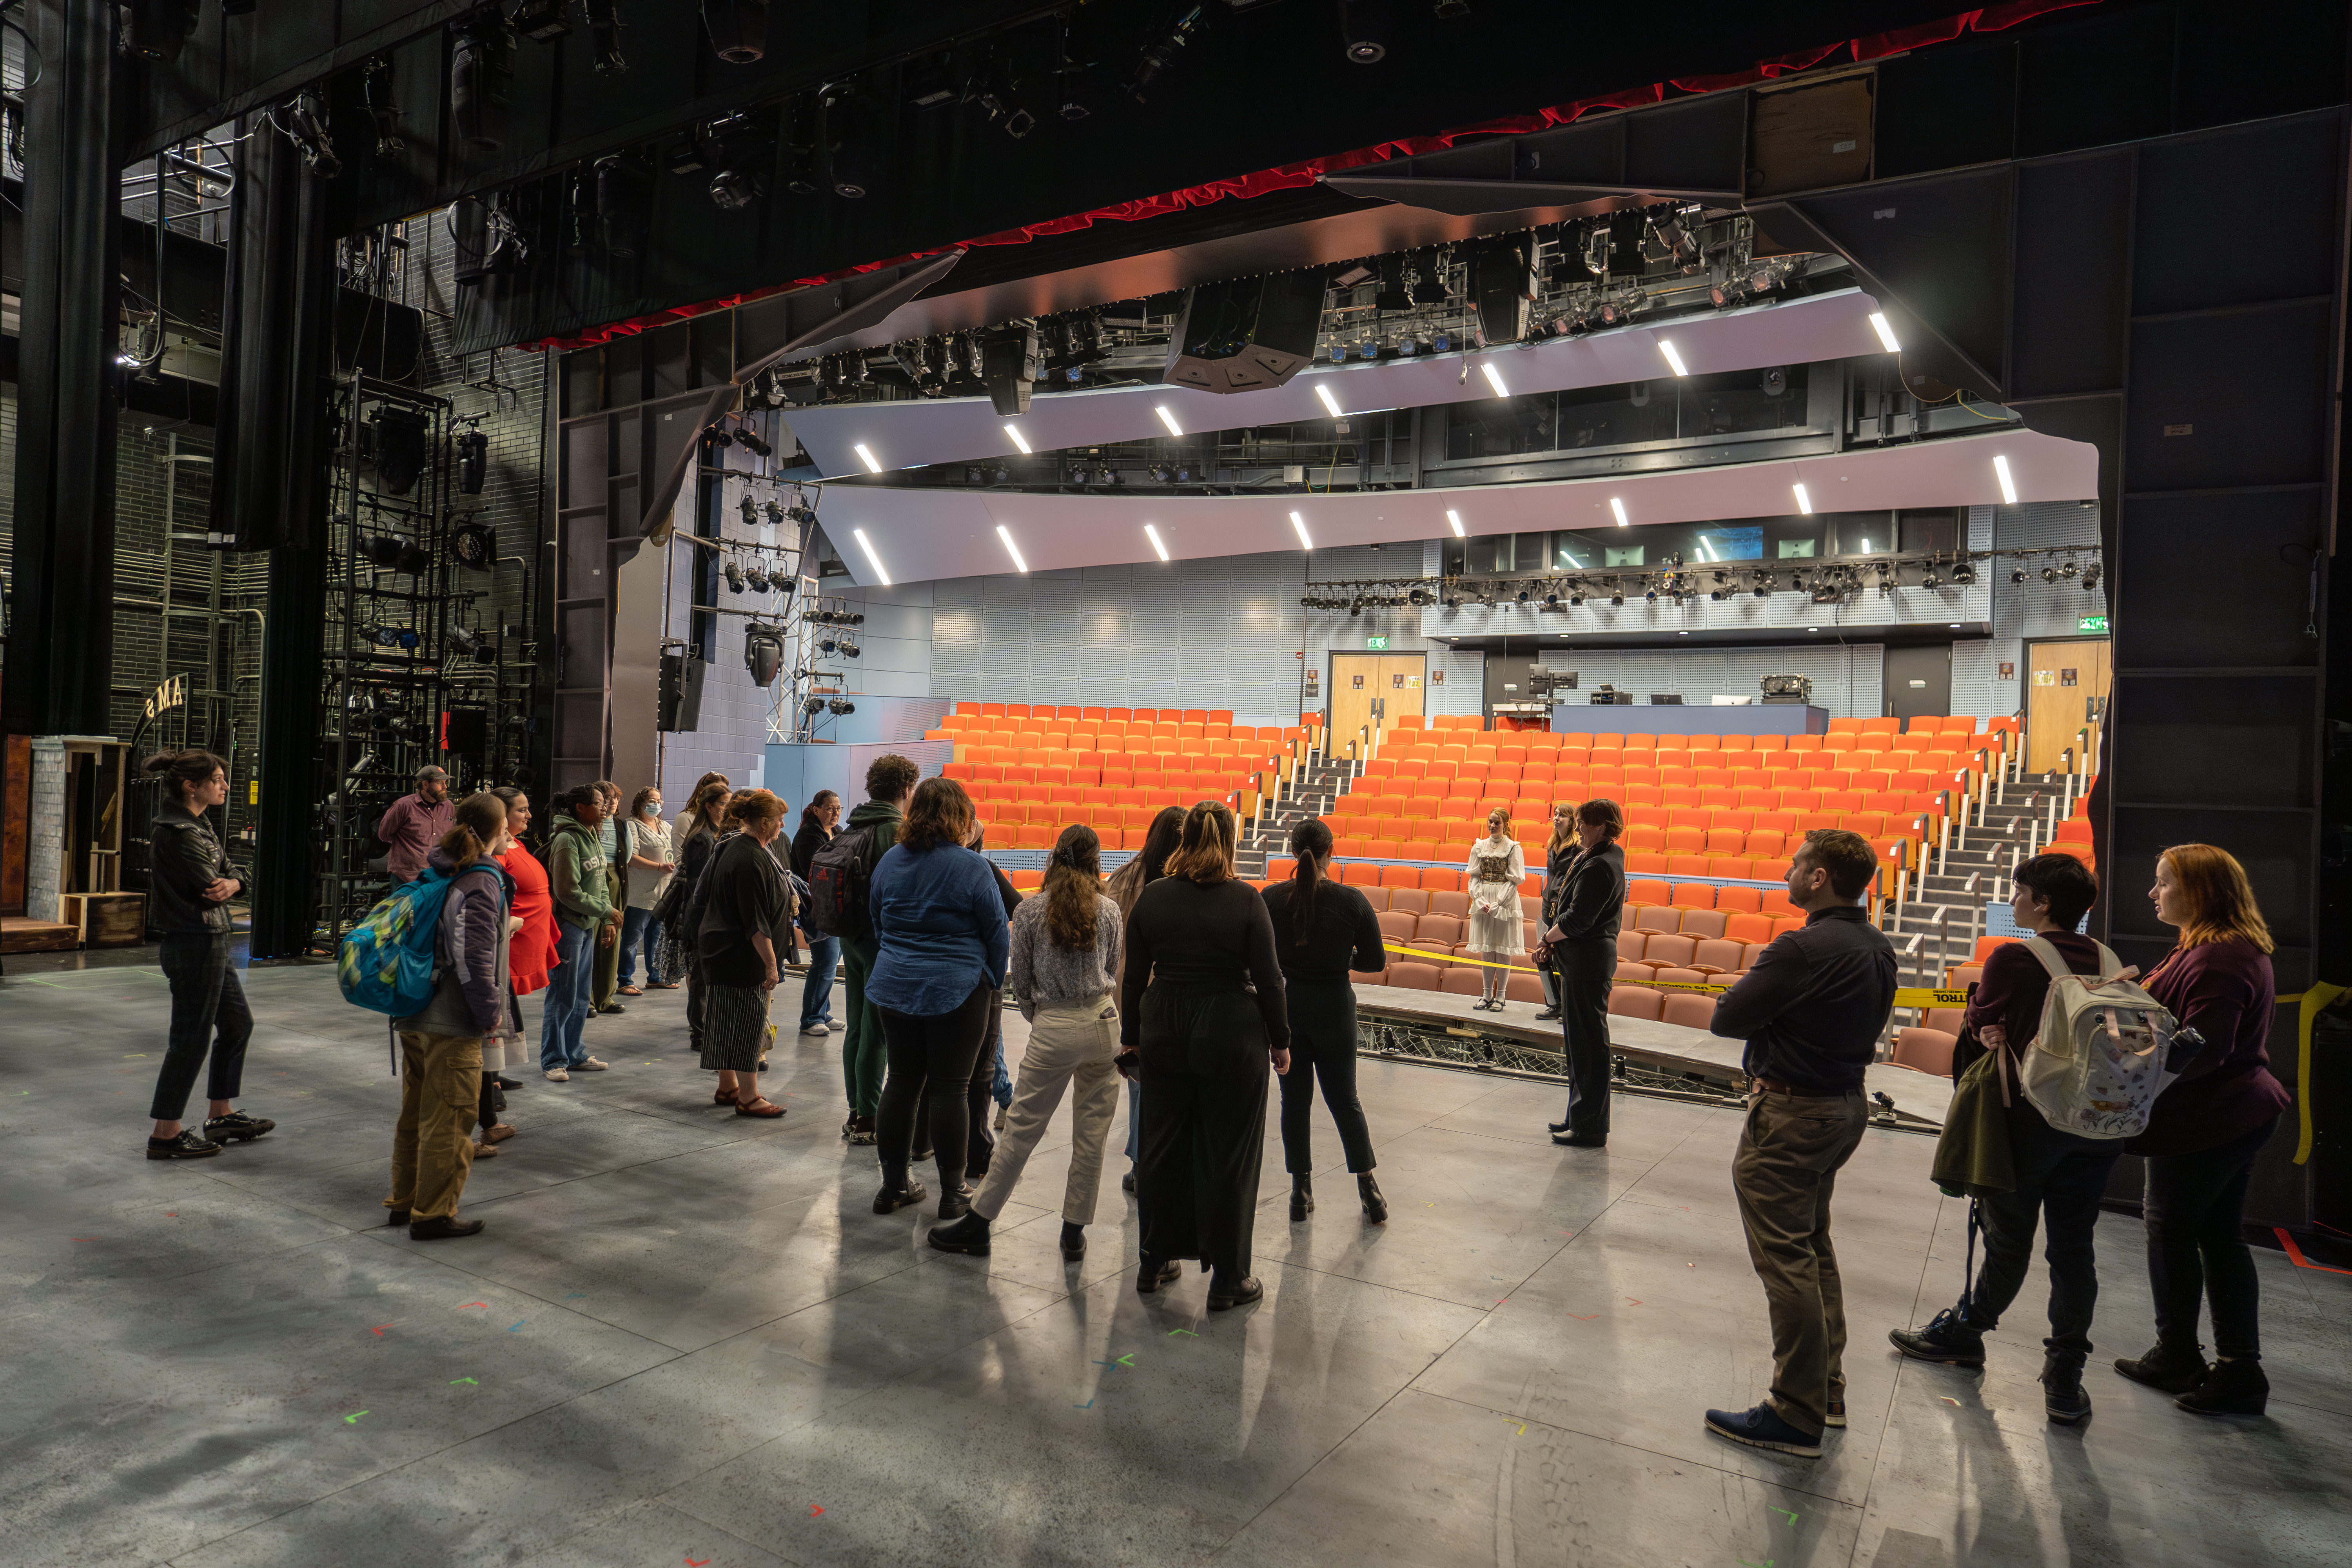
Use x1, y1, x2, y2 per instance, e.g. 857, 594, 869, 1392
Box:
704, 0, 768, 64
452, 522, 497, 570
838, 638, 861, 659
1920, 566, 1940, 590
2010, 567, 2028, 584
742, 562, 771, 593
738, 494, 759, 529
2042, 566, 2060, 584
1753, 577, 1769, 598
1951, 561, 1977, 586
2082, 561, 2102, 590
1338, 0, 1397, 62
2060, 559, 2080, 579
453, 424, 487, 494
828, 698, 856, 716
733, 422, 773, 458
724, 560, 746, 593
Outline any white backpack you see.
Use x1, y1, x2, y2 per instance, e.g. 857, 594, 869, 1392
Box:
2016, 935, 2183, 1140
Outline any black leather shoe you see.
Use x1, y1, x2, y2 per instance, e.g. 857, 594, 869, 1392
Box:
2043, 1358, 2091, 1423
203, 1111, 276, 1142
927, 1210, 991, 1255
1290, 1174, 1314, 1222
2176, 1357, 2267, 1416
494, 1075, 523, 1091
1135, 1256, 1182, 1294
1207, 1274, 1264, 1310
1552, 1131, 1607, 1148
1547, 1120, 1573, 1134
1358, 1173, 1388, 1223
384, 1209, 409, 1227
146, 1131, 221, 1160
1535, 1007, 1562, 1022
1059, 1221, 1087, 1259
936, 1191, 971, 1223
873, 1180, 929, 1214
409, 1216, 485, 1240
2115, 1341, 2209, 1395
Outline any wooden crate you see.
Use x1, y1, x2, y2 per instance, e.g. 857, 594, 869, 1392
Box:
59, 891, 148, 948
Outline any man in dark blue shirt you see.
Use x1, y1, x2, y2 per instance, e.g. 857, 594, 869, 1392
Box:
1701, 828, 1896, 1458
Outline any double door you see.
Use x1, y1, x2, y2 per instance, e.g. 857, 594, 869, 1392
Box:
1328, 652, 1427, 746
2026, 639, 2111, 773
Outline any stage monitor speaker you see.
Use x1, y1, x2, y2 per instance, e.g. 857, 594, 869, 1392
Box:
1163, 270, 1326, 394
1468, 236, 1534, 345
442, 707, 490, 754
659, 652, 706, 731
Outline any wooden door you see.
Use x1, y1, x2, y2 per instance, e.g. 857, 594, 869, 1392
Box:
1328, 652, 1426, 749
2026, 639, 2111, 773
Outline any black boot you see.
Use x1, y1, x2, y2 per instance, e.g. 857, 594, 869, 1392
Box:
1135, 1255, 1182, 1294
873, 1167, 929, 1214
1059, 1221, 1087, 1259
2176, 1357, 2268, 1416
1207, 1272, 1264, 1310
1357, 1172, 1388, 1223
1290, 1174, 1314, 1221
2114, 1340, 2209, 1395
2042, 1357, 2091, 1423
927, 1209, 991, 1255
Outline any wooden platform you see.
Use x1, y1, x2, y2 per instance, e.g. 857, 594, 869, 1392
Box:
1, 915, 81, 953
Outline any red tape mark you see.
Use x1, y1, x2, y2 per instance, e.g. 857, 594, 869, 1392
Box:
809, 1505, 824, 1516
2275, 1228, 2352, 1277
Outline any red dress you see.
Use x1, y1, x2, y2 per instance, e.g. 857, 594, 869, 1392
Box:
498, 842, 559, 996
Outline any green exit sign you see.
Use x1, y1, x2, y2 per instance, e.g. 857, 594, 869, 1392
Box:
1364, 636, 1389, 650
2078, 614, 2109, 634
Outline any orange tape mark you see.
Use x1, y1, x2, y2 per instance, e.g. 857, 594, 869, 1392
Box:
2274, 1228, 2352, 1277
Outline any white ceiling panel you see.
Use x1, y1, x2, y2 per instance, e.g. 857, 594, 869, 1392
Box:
782, 288, 1893, 478
824, 426, 2099, 588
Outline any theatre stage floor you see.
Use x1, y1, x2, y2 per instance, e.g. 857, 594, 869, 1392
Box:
5, 955, 2348, 1568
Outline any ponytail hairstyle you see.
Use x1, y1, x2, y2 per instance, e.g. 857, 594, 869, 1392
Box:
1285, 817, 1335, 946
143, 748, 229, 808
1043, 825, 1103, 950
1137, 806, 1187, 884
440, 791, 508, 868
1163, 799, 1238, 884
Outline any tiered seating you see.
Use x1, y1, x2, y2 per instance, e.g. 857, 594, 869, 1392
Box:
926, 704, 1309, 849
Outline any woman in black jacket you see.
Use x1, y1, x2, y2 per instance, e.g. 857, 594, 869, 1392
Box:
142, 750, 273, 1161
791, 790, 842, 1038
1534, 803, 1577, 1023
1261, 817, 1388, 1224
1537, 798, 1627, 1149
1122, 800, 1291, 1310
667, 780, 733, 1055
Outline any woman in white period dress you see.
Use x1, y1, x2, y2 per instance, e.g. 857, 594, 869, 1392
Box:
1464, 808, 1526, 1010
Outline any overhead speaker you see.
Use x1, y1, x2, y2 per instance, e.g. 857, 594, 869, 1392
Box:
659, 652, 706, 731
1468, 236, 1535, 346
1163, 271, 1327, 395
980, 325, 1040, 416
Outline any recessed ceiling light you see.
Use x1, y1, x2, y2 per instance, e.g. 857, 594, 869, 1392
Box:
1446, 509, 1464, 538
1609, 497, 1628, 527
1993, 454, 2018, 505
1791, 483, 1812, 515
1003, 424, 1031, 454
1154, 405, 1183, 437
852, 443, 884, 474
1480, 361, 1508, 398
995, 524, 1028, 573
1868, 311, 1901, 353
1657, 339, 1689, 377
1290, 510, 1312, 550
1144, 523, 1170, 562
1806, 626, 1819, 632
852, 527, 891, 586
1314, 383, 1343, 418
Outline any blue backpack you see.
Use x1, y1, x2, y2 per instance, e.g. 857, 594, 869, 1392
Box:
338, 863, 510, 1018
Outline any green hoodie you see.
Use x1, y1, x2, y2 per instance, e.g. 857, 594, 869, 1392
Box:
547, 815, 615, 926
845, 797, 904, 862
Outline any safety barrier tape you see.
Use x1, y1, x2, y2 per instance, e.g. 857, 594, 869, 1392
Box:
1374, 944, 1966, 1008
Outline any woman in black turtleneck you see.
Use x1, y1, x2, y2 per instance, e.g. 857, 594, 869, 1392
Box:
1260, 817, 1388, 1224
1121, 800, 1290, 1311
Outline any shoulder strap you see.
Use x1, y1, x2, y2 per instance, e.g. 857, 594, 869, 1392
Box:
2090, 940, 2125, 983
2020, 934, 2074, 980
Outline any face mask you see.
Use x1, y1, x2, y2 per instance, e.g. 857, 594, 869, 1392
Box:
642, 804, 659, 817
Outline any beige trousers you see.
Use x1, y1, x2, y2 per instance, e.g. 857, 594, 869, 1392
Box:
385, 1031, 483, 1221
971, 995, 1122, 1226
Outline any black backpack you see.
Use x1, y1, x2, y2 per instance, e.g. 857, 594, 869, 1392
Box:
806, 825, 880, 941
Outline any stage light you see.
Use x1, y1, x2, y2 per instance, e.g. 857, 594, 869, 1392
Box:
2082, 561, 2101, 589
1003, 424, 1032, 454
838, 638, 861, 658
1609, 497, 1628, 527
1446, 509, 1464, 538
853, 527, 891, 586
452, 523, 496, 570
1154, 404, 1184, 437
996, 525, 1029, 573
394, 540, 432, 575
853, 443, 884, 474
743, 627, 784, 686
738, 494, 759, 530
734, 424, 773, 458
1753, 576, 1769, 598
1657, 339, 1689, 377
1290, 511, 1313, 550
1868, 312, 1901, 353
371, 406, 430, 494
1993, 454, 2018, 505
1920, 566, 1940, 590
724, 561, 745, 593
1609, 586, 1625, 606
361, 535, 405, 568
1480, 361, 1508, 397
705, 1, 767, 62
1145, 524, 1170, 562
708, 167, 761, 211
1338, 0, 1397, 62
1951, 562, 1977, 585
454, 426, 487, 494
2011, 567, 2028, 584
1791, 482, 1812, 515
829, 699, 856, 716
1314, 383, 1343, 418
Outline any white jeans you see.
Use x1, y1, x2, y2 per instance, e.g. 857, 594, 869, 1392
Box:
972, 994, 1122, 1225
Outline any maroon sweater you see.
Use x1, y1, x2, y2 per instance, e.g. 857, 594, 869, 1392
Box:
1964, 932, 2104, 1056
2126, 937, 2290, 1158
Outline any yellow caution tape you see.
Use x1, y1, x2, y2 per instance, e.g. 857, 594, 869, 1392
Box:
2290, 983, 2348, 1166
1378, 943, 1964, 1009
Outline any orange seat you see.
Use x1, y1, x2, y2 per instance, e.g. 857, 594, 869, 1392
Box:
1634, 906, 1681, 935
1972, 934, 2020, 961
1627, 877, 1670, 906
1617, 930, 1649, 962
1669, 883, 1717, 910
1891, 1028, 1959, 1076
1661, 993, 1718, 1030
1644, 933, 1699, 969
1715, 886, 1763, 915
1691, 938, 1745, 973
1679, 909, 1730, 940
1608, 987, 1665, 1020
1439, 969, 1485, 998
1389, 962, 1441, 992
1379, 864, 1419, 888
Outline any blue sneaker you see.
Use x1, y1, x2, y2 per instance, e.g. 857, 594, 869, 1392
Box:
1704, 1402, 1822, 1456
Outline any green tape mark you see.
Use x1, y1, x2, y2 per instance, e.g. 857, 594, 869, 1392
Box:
343, 1411, 369, 1424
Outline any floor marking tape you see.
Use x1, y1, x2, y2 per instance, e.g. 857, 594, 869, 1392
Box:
2274, 1227, 2352, 1276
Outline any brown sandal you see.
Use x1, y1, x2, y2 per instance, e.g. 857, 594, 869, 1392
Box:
618, 985, 644, 997
714, 1085, 736, 1105
733, 1096, 786, 1118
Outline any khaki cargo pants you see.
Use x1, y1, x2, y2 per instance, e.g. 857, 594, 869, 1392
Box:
1733, 1089, 1869, 1437
384, 1031, 483, 1222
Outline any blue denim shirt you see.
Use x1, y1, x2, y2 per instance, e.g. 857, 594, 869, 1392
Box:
867, 842, 1011, 1016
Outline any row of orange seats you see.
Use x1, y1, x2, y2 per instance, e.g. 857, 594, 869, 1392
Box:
947, 762, 1268, 788
953, 702, 1238, 723
1331, 813, 1919, 864
938, 726, 1292, 751
1360, 758, 1976, 788
1341, 798, 1936, 837
1375, 729, 1995, 758
1386, 712, 2001, 739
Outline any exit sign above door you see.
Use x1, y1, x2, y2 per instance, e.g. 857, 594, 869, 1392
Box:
1363, 636, 1389, 650
2078, 615, 2109, 634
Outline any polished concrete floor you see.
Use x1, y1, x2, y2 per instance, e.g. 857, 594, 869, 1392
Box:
4, 954, 2348, 1568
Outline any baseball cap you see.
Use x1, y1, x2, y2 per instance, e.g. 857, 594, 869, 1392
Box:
416, 765, 449, 782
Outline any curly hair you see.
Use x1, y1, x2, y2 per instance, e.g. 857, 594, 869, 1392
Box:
865, 752, 921, 803
899, 776, 975, 853
1043, 826, 1103, 949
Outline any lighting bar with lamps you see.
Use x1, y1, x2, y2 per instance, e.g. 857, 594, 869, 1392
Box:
1144, 523, 1170, 562
1868, 312, 1901, 353
1993, 454, 2018, 505
1153, 404, 1183, 437
1314, 383, 1343, 418
1792, 483, 1813, 515
1290, 510, 1313, 550
853, 443, 884, 474
1446, 509, 1465, 538
1609, 497, 1628, 527
853, 527, 892, 586
1479, 361, 1509, 398
1657, 339, 1689, 377
996, 524, 1029, 573
1003, 424, 1031, 454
